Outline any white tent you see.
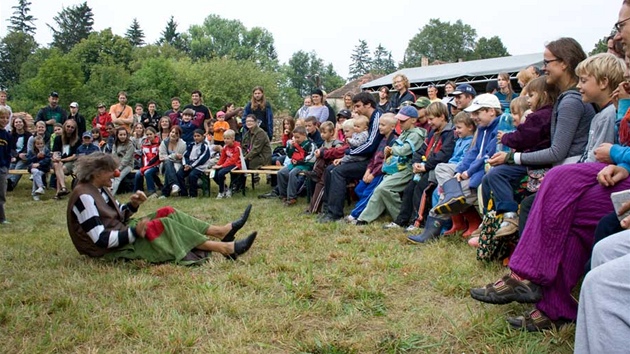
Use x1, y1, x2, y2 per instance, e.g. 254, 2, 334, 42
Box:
360, 53, 544, 91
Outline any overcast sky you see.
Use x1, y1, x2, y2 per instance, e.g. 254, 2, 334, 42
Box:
0, 0, 621, 79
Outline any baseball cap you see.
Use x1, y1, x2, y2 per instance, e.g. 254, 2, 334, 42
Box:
70, 102, 78, 108
337, 109, 352, 119
395, 106, 419, 121
450, 84, 477, 97
82, 131, 93, 139
217, 111, 226, 118
96, 102, 105, 108
50, 91, 59, 98
412, 97, 431, 109
464, 94, 502, 112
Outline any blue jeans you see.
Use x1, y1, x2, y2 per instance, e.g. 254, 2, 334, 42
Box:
176, 168, 204, 197
277, 166, 303, 199
8, 160, 28, 187
213, 166, 236, 193
481, 164, 528, 213
161, 160, 179, 196
134, 166, 160, 194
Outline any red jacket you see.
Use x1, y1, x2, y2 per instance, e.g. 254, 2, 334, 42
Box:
139, 136, 161, 175
217, 142, 242, 169
93, 112, 112, 138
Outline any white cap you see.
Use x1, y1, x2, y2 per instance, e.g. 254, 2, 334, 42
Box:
464, 94, 501, 112
70, 102, 79, 108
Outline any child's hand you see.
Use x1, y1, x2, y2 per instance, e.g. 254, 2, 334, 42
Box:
176, 153, 183, 159
333, 158, 342, 166
291, 158, 297, 164
37, 152, 44, 158
135, 218, 149, 238
184, 165, 191, 171
488, 152, 507, 166
496, 131, 504, 141
384, 146, 392, 157
32, 163, 39, 169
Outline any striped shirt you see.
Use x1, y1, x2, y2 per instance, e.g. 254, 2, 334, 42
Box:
71, 189, 137, 249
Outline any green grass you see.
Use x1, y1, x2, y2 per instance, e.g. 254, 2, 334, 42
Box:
0, 178, 575, 353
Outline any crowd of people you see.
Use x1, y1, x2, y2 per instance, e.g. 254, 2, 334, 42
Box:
2, 2, 630, 349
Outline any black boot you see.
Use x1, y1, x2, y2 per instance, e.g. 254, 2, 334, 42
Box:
433, 178, 466, 215
407, 216, 444, 244
223, 204, 252, 242
225, 232, 257, 260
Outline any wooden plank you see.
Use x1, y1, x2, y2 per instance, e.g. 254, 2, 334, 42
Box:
231, 169, 278, 175
9, 169, 29, 175
259, 165, 282, 171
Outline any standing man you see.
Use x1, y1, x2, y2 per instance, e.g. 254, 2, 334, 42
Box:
142, 101, 160, 130
427, 85, 441, 103
0, 90, 12, 132
66, 102, 87, 136
319, 92, 383, 223
110, 91, 133, 132
36, 91, 67, 135
184, 90, 213, 132
165, 97, 182, 126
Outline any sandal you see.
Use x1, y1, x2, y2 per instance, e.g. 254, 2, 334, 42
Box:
507, 309, 571, 332
57, 187, 70, 197
470, 273, 542, 304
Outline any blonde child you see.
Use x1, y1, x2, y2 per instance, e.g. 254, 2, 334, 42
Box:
509, 96, 530, 125
212, 129, 241, 199
338, 115, 370, 164
213, 111, 230, 146
111, 127, 135, 195
0, 107, 11, 223
27, 136, 52, 201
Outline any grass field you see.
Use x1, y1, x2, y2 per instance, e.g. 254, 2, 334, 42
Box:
0, 178, 575, 353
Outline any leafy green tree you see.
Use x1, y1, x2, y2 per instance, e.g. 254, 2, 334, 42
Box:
188, 15, 278, 71
128, 58, 180, 107
589, 30, 617, 56
370, 44, 396, 75
402, 19, 477, 67
0, 31, 38, 89
473, 36, 510, 60
283, 51, 344, 110
83, 63, 131, 110
126, 18, 145, 47
69, 29, 133, 82
48, 2, 94, 52
348, 39, 371, 80
8, 0, 37, 36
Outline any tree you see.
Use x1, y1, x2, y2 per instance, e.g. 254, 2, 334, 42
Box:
188, 15, 279, 71
69, 29, 133, 82
473, 36, 510, 60
7, 0, 37, 36
283, 50, 344, 109
126, 18, 145, 47
158, 16, 188, 52
348, 39, 371, 80
0, 31, 38, 88
370, 44, 396, 75
402, 19, 477, 67
48, 2, 94, 52
589, 30, 617, 56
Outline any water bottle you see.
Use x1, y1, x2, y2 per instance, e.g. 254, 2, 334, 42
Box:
496, 108, 515, 153
413, 156, 426, 182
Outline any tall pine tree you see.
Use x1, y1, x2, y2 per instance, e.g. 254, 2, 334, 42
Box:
370, 44, 396, 75
125, 18, 145, 47
348, 39, 371, 81
7, 0, 37, 35
48, 2, 94, 52
159, 16, 179, 45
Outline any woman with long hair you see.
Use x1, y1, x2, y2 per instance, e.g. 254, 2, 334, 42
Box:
242, 86, 274, 140
51, 119, 81, 199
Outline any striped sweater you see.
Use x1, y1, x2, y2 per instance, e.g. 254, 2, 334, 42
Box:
67, 183, 138, 257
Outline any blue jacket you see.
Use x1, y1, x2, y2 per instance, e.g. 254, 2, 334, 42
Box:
450, 135, 473, 165
183, 141, 211, 171
0, 129, 11, 168
455, 117, 499, 188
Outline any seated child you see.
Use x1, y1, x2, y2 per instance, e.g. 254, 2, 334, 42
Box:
77, 132, 100, 156
277, 126, 316, 206
510, 96, 530, 125
180, 108, 205, 145
408, 94, 501, 243
213, 111, 230, 146
304, 116, 324, 148
338, 114, 370, 164
306, 121, 346, 214
133, 127, 162, 197
177, 129, 211, 198
111, 127, 135, 195
26, 136, 52, 201
212, 129, 241, 199
101, 122, 116, 153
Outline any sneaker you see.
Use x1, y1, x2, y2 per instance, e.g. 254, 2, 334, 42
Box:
0, 220, 9, 224
405, 225, 419, 233
171, 184, 181, 195
225, 189, 232, 198
284, 198, 297, 206
158, 195, 167, 199
148, 193, 159, 199
258, 191, 279, 199
35, 187, 45, 195
216, 192, 225, 199
467, 236, 480, 248
345, 215, 356, 223
495, 212, 519, 238
32, 195, 40, 201
383, 222, 402, 230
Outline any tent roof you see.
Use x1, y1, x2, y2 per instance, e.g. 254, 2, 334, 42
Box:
361, 53, 544, 90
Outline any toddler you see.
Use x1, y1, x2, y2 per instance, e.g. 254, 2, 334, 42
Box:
213, 111, 230, 146
27, 136, 52, 201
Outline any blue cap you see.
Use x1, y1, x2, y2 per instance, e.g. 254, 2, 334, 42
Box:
450, 84, 476, 97
395, 106, 419, 121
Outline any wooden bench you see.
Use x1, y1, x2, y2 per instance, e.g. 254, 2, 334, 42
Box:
8, 169, 29, 175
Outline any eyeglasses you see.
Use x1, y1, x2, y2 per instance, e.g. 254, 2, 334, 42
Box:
543, 58, 561, 67
615, 17, 630, 32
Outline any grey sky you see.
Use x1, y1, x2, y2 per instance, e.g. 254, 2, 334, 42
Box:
0, 0, 621, 79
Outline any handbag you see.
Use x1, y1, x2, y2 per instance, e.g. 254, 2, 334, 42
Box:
381, 138, 415, 175
526, 167, 550, 193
